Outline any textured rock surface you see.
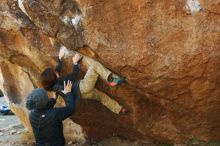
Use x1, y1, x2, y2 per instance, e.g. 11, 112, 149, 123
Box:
0, 0, 220, 143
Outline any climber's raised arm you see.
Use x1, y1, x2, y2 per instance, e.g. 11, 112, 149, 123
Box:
64, 53, 82, 81
55, 46, 65, 76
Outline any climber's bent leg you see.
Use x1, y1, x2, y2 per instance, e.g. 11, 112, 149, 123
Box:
81, 56, 124, 86
81, 56, 111, 81
79, 65, 99, 93
80, 88, 122, 114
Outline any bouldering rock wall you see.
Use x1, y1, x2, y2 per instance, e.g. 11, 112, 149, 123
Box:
0, 0, 219, 144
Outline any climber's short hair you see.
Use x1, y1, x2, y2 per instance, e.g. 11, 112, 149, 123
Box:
39, 68, 57, 91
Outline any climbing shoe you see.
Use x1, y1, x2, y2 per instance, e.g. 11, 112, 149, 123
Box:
119, 107, 128, 115
108, 77, 125, 87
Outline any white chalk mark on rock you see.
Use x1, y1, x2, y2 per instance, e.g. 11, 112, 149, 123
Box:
71, 13, 81, 29
185, 0, 202, 13
18, 0, 29, 16
60, 16, 69, 25
60, 11, 81, 30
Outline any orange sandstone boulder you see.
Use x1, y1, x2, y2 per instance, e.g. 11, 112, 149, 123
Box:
0, 0, 219, 143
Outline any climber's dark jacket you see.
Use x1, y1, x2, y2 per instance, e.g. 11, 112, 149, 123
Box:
53, 58, 81, 101
29, 92, 75, 146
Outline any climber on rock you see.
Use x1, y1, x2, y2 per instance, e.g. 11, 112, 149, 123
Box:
39, 45, 128, 115
25, 80, 75, 146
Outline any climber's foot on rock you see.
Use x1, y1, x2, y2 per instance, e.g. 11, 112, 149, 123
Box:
119, 107, 128, 115
108, 74, 125, 87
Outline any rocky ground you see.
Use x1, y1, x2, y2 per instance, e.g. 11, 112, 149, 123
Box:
0, 96, 33, 146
